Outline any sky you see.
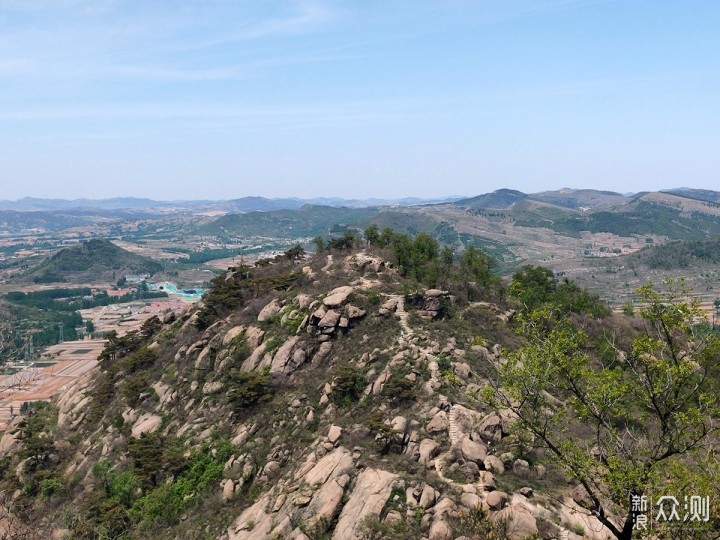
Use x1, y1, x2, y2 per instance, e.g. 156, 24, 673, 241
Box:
0, 0, 719, 200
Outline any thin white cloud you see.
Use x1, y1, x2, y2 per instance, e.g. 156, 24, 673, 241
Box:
0, 98, 420, 123
0, 0, 337, 84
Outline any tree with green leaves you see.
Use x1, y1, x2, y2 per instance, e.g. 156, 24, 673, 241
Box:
328, 229, 359, 250
508, 265, 556, 311
364, 224, 380, 246
378, 226, 395, 248
283, 245, 305, 260
510, 264, 609, 317
460, 246, 496, 285
312, 235, 325, 254
491, 279, 720, 539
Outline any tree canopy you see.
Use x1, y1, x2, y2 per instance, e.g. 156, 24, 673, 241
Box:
492, 279, 720, 539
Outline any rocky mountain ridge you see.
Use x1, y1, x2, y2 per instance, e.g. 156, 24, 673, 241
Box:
0, 249, 663, 539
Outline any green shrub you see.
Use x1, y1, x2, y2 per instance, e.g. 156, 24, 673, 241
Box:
382, 375, 417, 403
331, 364, 366, 407
449, 507, 509, 538
39, 476, 65, 499
264, 335, 283, 356
226, 370, 272, 411
122, 346, 158, 372
121, 373, 152, 407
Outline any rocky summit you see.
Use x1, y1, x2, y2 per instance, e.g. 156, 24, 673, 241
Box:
0, 240, 716, 540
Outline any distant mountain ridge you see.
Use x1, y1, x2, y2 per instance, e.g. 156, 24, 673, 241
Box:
453, 189, 528, 209
2, 188, 717, 215
0, 195, 464, 213
453, 187, 630, 210
662, 187, 720, 204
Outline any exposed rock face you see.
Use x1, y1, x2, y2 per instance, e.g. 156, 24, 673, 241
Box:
227, 493, 289, 540
304, 473, 349, 527
572, 484, 593, 509
304, 447, 353, 486
479, 411, 507, 442
131, 413, 162, 438
257, 299, 282, 322
327, 425, 342, 444
241, 342, 268, 372
486, 490, 508, 510
352, 253, 388, 273
270, 336, 305, 375
332, 468, 398, 540
322, 286, 353, 308
0, 419, 22, 458
55, 372, 95, 430
417, 288, 451, 318
429, 520, 452, 540
426, 410, 449, 433
379, 296, 398, 315
295, 293, 314, 309
344, 304, 366, 319
318, 309, 341, 330
0, 253, 633, 540
419, 439, 439, 464
222, 325, 245, 346
460, 436, 487, 465
484, 455, 505, 474
244, 326, 265, 349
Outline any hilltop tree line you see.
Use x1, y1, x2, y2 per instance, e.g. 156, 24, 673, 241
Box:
5, 285, 167, 312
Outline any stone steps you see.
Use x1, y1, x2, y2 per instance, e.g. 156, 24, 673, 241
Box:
321, 254, 333, 272
448, 405, 461, 447
395, 296, 411, 334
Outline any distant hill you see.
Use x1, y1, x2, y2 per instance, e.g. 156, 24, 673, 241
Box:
453, 189, 528, 209
27, 239, 163, 283
627, 238, 720, 270
0, 197, 175, 212
662, 188, 720, 204
453, 188, 628, 211
199, 205, 380, 238
0, 210, 105, 233
200, 188, 720, 244
531, 188, 628, 210
0, 195, 463, 215
502, 191, 720, 240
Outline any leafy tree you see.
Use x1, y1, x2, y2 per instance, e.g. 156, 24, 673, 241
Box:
509, 265, 556, 310
328, 229, 360, 250
459, 246, 498, 296
491, 280, 720, 539
128, 433, 165, 488
364, 224, 380, 246
226, 370, 272, 411
378, 226, 395, 248
283, 245, 305, 260
312, 235, 326, 253
331, 364, 366, 407
510, 265, 609, 317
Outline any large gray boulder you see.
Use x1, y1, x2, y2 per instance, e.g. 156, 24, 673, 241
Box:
460, 436, 487, 465
323, 286, 353, 308
257, 299, 281, 322
332, 468, 397, 539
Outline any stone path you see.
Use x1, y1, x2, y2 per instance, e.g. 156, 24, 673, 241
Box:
447, 405, 461, 447
322, 254, 333, 272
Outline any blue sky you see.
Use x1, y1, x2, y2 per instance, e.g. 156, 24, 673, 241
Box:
1, 0, 719, 200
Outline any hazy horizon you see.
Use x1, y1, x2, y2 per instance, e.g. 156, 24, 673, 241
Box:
1, 1, 719, 200
0, 185, 706, 204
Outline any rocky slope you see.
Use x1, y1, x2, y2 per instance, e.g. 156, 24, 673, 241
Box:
0, 250, 615, 540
